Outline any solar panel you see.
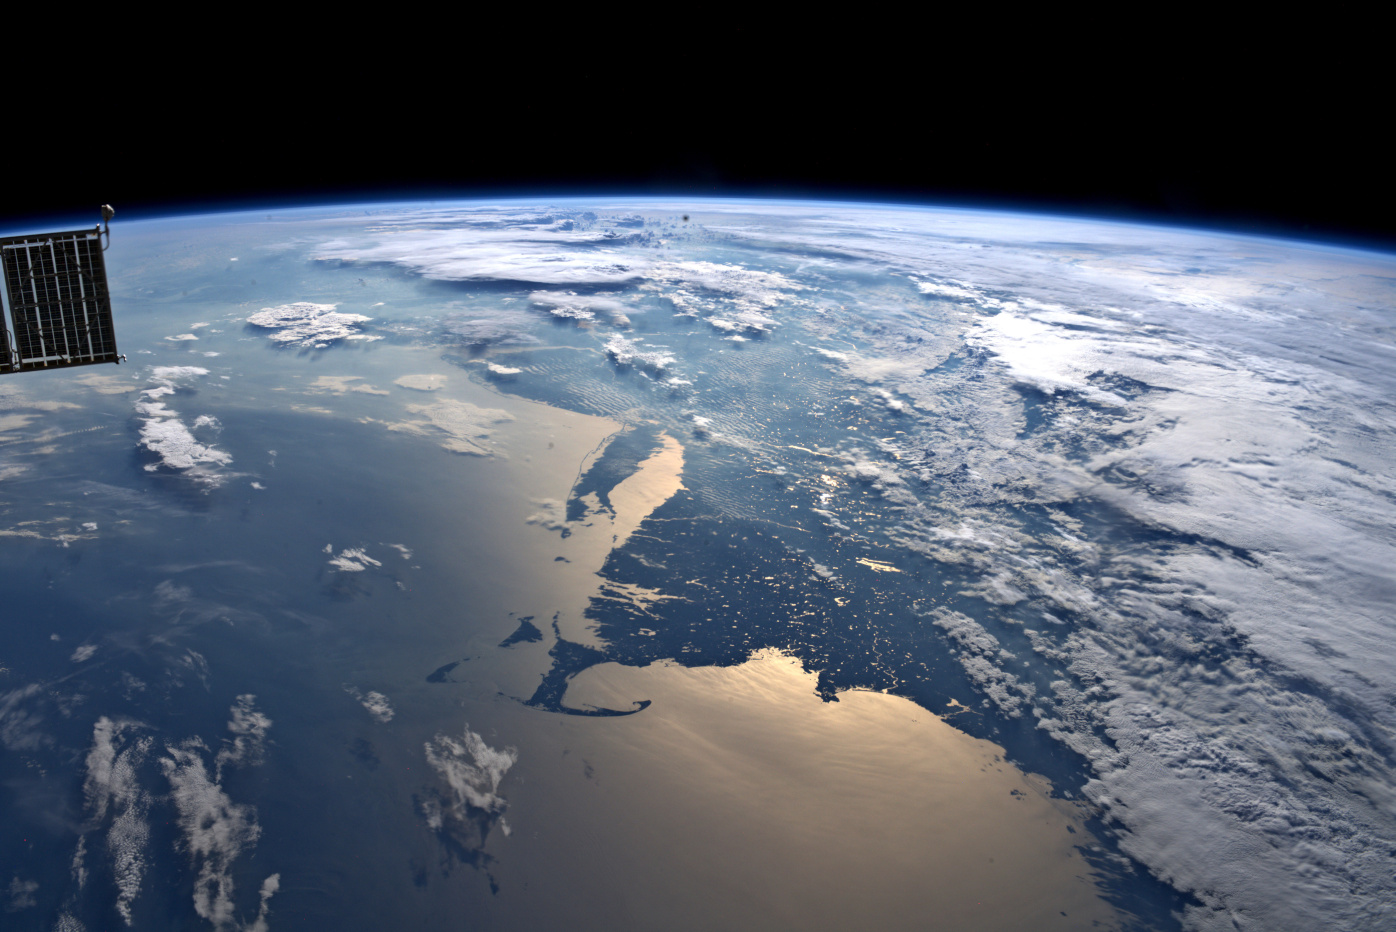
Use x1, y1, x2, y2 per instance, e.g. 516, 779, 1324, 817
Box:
0, 225, 120, 374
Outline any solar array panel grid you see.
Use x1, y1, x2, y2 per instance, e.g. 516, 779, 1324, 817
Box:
0, 228, 118, 373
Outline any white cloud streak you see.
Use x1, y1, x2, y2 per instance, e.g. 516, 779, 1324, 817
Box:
81, 718, 153, 925
135, 368, 232, 486
161, 695, 276, 931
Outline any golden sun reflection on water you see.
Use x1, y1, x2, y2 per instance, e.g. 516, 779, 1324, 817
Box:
488, 651, 1120, 932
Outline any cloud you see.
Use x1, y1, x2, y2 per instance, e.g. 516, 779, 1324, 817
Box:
214, 694, 272, 779
393, 374, 446, 392
928, 609, 1035, 717
135, 368, 232, 487
52, 912, 84, 931
164, 334, 199, 342
75, 704, 276, 930
161, 696, 275, 931
361, 692, 394, 724
530, 290, 634, 326
843, 457, 904, 489
314, 227, 649, 287
70, 644, 98, 663
0, 684, 48, 751
708, 308, 778, 333
327, 547, 381, 573
6, 877, 37, 912
148, 365, 213, 383
603, 336, 676, 374
524, 499, 567, 533
345, 687, 394, 723
306, 376, 388, 396
241, 874, 280, 932
369, 399, 515, 456
137, 419, 232, 477
247, 303, 377, 348
81, 718, 153, 925
161, 745, 262, 930
420, 724, 517, 860
439, 311, 541, 347
424, 725, 516, 815
645, 259, 801, 309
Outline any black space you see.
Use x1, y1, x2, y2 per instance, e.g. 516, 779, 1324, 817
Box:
3, 25, 1386, 250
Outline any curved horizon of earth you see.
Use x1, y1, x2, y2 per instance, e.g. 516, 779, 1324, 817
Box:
0, 197, 1393, 931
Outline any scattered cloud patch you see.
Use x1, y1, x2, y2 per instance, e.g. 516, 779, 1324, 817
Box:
369, 399, 514, 456
646, 260, 801, 309
70, 644, 98, 663
247, 303, 376, 348
307, 376, 388, 396
603, 336, 676, 374
243, 874, 280, 932
328, 547, 381, 573
345, 687, 394, 723
214, 695, 272, 779
161, 745, 264, 930
524, 499, 567, 533
6, 877, 37, 912
394, 374, 446, 392
0, 683, 50, 751
134, 368, 232, 487
530, 290, 633, 326
81, 718, 153, 925
708, 308, 777, 333
420, 724, 517, 859
440, 311, 541, 347
160, 696, 276, 931
424, 724, 516, 816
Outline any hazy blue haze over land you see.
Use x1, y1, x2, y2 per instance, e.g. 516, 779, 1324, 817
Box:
1, 199, 1393, 931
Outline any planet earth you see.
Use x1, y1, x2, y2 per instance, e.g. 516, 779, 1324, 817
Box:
1, 199, 1393, 931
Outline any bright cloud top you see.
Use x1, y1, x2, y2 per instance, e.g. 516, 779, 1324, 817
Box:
135, 367, 232, 486
420, 723, 518, 850
247, 303, 377, 348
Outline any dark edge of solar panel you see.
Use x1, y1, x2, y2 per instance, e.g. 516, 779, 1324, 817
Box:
0, 227, 119, 373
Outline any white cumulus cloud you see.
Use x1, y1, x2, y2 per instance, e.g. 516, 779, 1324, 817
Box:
247, 303, 376, 348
